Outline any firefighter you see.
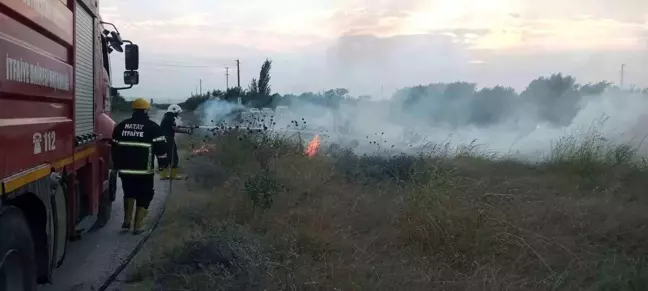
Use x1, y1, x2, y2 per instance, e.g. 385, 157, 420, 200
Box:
159, 104, 193, 179
111, 98, 168, 234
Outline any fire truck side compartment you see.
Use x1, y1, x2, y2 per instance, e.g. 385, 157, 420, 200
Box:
74, 1, 95, 137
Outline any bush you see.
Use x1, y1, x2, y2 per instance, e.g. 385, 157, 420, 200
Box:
244, 171, 284, 210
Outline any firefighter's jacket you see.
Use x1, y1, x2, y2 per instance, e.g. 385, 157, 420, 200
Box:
112, 112, 168, 175
160, 112, 177, 141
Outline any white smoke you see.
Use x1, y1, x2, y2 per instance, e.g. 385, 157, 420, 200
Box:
191, 87, 648, 163
196, 99, 245, 125
271, 90, 648, 162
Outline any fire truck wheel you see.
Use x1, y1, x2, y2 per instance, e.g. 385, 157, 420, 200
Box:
51, 184, 68, 268
108, 170, 117, 202
92, 189, 112, 230
0, 206, 38, 291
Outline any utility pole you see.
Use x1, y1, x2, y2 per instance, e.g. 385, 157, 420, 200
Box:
236, 59, 241, 89
620, 64, 625, 89
199, 79, 202, 96
225, 66, 230, 89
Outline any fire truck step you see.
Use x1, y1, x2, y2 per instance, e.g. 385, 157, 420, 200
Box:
74, 215, 98, 238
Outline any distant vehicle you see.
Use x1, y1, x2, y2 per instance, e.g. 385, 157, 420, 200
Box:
0, 0, 140, 286
249, 108, 260, 114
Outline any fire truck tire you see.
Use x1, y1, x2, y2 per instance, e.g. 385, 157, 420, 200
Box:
92, 188, 112, 230
51, 184, 68, 268
108, 169, 117, 202
0, 206, 38, 291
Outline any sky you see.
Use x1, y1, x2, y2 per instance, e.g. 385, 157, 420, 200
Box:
99, 0, 648, 101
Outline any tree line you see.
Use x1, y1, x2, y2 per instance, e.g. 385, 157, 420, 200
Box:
113, 58, 647, 128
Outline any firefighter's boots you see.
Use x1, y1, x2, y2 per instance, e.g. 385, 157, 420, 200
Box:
160, 168, 170, 180
170, 168, 185, 180
122, 198, 135, 229
133, 207, 148, 235
160, 168, 185, 180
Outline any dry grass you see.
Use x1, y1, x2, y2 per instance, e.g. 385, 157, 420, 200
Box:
125, 127, 648, 291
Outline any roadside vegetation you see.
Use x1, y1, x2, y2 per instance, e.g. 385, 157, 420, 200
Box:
116, 56, 648, 290
122, 122, 648, 290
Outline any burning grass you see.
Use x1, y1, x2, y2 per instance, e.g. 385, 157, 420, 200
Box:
124, 127, 648, 291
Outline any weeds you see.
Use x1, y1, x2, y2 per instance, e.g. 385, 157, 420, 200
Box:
126, 124, 648, 291
244, 171, 284, 210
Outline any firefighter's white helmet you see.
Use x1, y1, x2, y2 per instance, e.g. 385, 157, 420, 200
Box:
167, 104, 182, 114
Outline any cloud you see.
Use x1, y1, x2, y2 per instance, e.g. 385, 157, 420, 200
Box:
99, 0, 648, 100
470, 17, 647, 51
321, 0, 648, 52
103, 0, 648, 55
518, 0, 648, 23
127, 13, 212, 29
324, 3, 422, 36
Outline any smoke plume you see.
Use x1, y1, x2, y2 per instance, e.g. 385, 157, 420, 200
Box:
267, 85, 648, 162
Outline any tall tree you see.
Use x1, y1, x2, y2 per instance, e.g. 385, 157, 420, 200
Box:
257, 58, 272, 96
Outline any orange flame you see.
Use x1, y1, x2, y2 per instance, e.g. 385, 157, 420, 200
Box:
305, 134, 320, 157
191, 143, 215, 154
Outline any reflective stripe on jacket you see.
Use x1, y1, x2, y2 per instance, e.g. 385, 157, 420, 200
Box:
112, 112, 168, 175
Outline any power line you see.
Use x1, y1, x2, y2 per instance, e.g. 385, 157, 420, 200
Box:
111, 56, 235, 68
137, 62, 212, 68
129, 61, 213, 68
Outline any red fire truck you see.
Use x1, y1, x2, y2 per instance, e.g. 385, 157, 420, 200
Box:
0, 0, 140, 289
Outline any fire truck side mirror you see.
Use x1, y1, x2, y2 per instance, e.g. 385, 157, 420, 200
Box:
124, 44, 139, 71
124, 70, 139, 85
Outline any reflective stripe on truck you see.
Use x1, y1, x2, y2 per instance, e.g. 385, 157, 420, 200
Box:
1, 146, 96, 195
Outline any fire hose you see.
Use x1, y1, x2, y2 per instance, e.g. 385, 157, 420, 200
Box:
96, 141, 179, 291
182, 124, 234, 130
184, 123, 322, 135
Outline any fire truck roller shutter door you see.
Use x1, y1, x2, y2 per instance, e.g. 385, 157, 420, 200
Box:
74, 1, 95, 137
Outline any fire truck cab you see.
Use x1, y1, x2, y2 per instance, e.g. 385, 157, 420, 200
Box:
0, 0, 139, 289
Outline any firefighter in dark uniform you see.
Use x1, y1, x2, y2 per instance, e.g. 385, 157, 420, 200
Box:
159, 104, 192, 179
111, 98, 168, 234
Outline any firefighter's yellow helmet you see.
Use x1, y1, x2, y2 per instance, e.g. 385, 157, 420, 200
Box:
131, 98, 150, 110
